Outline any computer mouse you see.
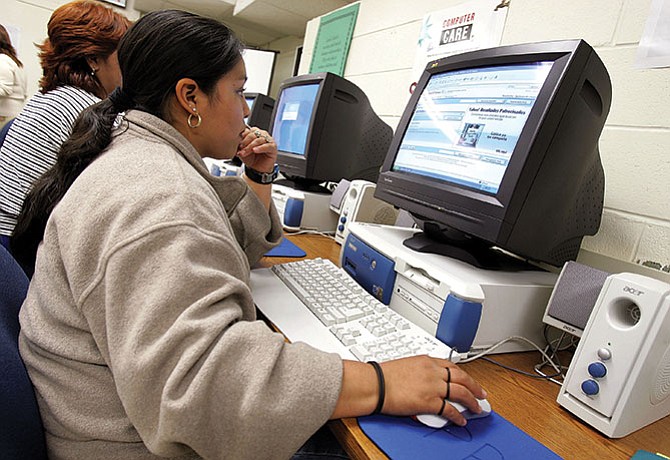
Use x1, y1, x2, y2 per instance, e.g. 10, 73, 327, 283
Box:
416, 398, 491, 429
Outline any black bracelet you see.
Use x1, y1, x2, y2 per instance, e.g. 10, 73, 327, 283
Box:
368, 361, 385, 415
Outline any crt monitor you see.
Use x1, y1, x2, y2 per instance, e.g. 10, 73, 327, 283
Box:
244, 92, 275, 131
269, 72, 393, 189
374, 39, 612, 268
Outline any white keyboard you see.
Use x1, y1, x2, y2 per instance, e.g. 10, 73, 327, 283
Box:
251, 258, 460, 363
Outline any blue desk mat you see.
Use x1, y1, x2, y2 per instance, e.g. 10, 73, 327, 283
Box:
264, 237, 306, 258
358, 412, 561, 460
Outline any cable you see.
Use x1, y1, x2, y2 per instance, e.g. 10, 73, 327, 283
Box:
285, 229, 337, 240
481, 356, 563, 380
459, 335, 563, 380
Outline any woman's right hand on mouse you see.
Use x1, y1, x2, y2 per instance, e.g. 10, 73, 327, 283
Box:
332, 355, 487, 427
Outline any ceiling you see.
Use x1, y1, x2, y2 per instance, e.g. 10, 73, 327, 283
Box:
132, 0, 357, 47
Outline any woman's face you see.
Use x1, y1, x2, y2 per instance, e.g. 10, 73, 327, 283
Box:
95, 51, 122, 96
194, 59, 251, 160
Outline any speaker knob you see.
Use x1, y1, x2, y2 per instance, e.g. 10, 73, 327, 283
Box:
338, 224, 345, 231
588, 362, 607, 378
597, 348, 612, 360
581, 379, 600, 395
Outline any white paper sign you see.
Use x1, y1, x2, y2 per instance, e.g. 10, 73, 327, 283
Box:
242, 48, 277, 95
412, 0, 508, 87
636, 0, 670, 69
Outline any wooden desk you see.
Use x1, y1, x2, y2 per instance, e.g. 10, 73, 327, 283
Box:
260, 234, 670, 460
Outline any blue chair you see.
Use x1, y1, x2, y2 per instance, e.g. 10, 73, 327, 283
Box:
0, 245, 47, 459
0, 118, 14, 149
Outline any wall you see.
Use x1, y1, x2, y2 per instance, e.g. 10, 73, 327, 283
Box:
263, 36, 303, 98
300, 0, 670, 275
3, 0, 141, 98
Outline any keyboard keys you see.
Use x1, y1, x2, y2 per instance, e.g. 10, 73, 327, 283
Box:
271, 258, 455, 363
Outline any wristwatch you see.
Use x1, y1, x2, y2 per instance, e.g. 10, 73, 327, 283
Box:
244, 164, 280, 184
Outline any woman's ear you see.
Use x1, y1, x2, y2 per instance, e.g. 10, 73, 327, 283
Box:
174, 78, 200, 114
86, 56, 99, 74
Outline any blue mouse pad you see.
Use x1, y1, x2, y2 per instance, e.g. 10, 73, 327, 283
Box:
358, 412, 561, 460
264, 238, 306, 258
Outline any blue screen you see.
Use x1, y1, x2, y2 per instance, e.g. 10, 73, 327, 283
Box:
392, 63, 552, 194
271, 84, 319, 156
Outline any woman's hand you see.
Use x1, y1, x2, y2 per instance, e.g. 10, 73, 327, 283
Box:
237, 125, 276, 173
333, 356, 487, 427
380, 356, 486, 426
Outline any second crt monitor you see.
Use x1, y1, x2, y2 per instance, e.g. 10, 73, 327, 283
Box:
269, 72, 393, 189
375, 39, 612, 268
244, 92, 275, 131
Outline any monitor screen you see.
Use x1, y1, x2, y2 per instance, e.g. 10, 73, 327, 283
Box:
393, 63, 552, 195
272, 84, 319, 156
375, 40, 612, 268
270, 72, 393, 189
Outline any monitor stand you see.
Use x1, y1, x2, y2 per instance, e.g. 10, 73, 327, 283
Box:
403, 232, 538, 272
276, 178, 330, 194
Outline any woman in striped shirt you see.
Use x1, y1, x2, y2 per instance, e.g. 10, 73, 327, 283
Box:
0, 0, 130, 254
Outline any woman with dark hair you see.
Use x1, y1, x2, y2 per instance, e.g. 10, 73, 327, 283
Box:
0, 0, 130, 251
16, 10, 485, 460
0, 24, 27, 128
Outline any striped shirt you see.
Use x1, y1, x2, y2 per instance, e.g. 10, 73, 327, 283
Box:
0, 86, 99, 236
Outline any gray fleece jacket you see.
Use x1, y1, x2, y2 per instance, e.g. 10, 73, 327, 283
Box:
18, 110, 343, 460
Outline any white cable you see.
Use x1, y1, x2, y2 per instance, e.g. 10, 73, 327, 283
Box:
285, 229, 337, 240
460, 335, 563, 376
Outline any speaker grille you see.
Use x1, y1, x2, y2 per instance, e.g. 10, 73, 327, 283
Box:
546, 261, 610, 332
652, 343, 670, 405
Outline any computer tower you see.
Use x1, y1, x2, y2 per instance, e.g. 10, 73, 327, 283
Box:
557, 272, 670, 437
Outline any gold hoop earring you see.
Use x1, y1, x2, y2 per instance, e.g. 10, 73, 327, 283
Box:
187, 112, 202, 128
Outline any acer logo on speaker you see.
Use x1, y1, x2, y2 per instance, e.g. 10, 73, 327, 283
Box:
623, 286, 644, 296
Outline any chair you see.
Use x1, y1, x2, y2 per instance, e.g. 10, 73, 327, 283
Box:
0, 117, 14, 149
0, 245, 47, 459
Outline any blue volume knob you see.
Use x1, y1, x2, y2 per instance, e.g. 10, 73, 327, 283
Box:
588, 362, 607, 379
581, 379, 600, 396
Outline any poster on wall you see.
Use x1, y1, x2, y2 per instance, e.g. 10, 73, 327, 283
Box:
309, 3, 360, 76
411, 0, 509, 90
636, 0, 670, 69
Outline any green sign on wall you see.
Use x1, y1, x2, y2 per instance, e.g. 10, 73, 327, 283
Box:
309, 3, 360, 76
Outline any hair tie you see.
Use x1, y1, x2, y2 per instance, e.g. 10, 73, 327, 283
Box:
108, 86, 134, 111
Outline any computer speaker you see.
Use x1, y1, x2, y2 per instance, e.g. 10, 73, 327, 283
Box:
332, 180, 398, 244
557, 272, 670, 437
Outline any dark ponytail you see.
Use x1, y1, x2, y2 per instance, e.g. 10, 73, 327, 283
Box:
11, 10, 244, 276
11, 96, 124, 275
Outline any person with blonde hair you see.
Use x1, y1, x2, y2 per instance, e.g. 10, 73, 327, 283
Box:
0, 0, 131, 253
0, 24, 27, 129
